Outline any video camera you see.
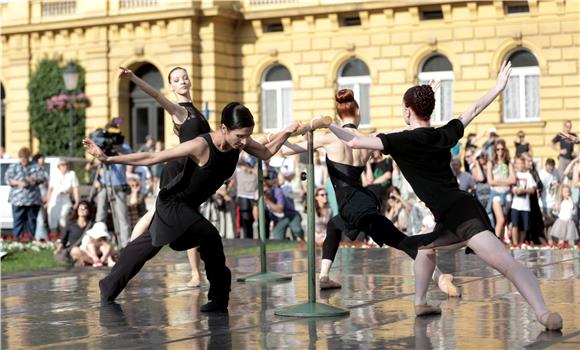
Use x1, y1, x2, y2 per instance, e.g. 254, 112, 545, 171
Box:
90, 126, 125, 155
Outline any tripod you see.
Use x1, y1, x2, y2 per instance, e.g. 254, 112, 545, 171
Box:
88, 162, 122, 247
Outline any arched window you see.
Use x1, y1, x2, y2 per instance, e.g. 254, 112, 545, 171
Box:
130, 64, 164, 150
503, 50, 540, 121
337, 59, 370, 125
261, 64, 293, 132
418, 54, 453, 123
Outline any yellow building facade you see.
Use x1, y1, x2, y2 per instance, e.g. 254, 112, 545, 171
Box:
1, 0, 579, 161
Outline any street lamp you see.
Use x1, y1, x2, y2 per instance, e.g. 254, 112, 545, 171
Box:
63, 63, 79, 157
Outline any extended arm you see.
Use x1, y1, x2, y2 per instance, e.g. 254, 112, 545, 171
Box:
281, 132, 334, 156
83, 137, 202, 166
119, 67, 188, 122
458, 61, 512, 127
244, 122, 300, 160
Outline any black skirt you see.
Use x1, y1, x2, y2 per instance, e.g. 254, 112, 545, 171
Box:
335, 186, 381, 240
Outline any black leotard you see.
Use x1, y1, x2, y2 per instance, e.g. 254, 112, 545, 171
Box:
159, 102, 211, 188
150, 133, 240, 248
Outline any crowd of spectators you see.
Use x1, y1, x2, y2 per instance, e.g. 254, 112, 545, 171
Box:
3, 119, 578, 266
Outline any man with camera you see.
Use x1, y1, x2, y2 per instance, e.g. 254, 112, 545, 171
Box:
90, 121, 132, 248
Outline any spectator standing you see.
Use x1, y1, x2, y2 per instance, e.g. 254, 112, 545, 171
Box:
235, 156, 258, 239
463, 147, 477, 174
552, 120, 577, 178
4, 147, 47, 240
514, 130, 531, 158
522, 153, 546, 244
138, 135, 155, 153
47, 159, 80, 236
313, 187, 331, 246
539, 158, 560, 229
510, 157, 537, 245
549, 185, 578, 246
33, 154, 49, 240
93, 142, 132, 248
482, 129, 499, 159
487, 139, 516, 240
472, 150, 491, 213
127, 177, 147, 230
385, 186, 409, 232
365, 150, 392, 210
451, 158, 475, 193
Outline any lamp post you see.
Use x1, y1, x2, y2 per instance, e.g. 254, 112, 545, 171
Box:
63, 63, 79, 157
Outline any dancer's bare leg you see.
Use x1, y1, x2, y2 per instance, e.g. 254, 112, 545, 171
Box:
130, 206, 156, 241
467, 230, 562, 330
413, 249, 442, 316
187, 247, 202, 287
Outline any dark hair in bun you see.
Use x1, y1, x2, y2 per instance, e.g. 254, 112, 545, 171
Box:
403, 85, 435, 120
335, 89, 359, 119
221, 102, 255, 129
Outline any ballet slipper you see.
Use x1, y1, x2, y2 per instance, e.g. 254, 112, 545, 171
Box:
187, 275, 201, 288
438, 274, 461, 298
414, 303, 441, 317
319, 276, 342, 290
538, 311, 563, 331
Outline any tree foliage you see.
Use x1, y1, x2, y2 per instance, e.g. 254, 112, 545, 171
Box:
28, 57, 87, 157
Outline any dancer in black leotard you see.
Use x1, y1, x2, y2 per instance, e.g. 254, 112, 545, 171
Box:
282, 89, 460, 301
83, 102, 300, 312
328, 61, 563, 330
120, 66, 210, 288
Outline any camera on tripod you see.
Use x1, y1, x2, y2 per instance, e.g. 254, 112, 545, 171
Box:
90, 126, 125, 155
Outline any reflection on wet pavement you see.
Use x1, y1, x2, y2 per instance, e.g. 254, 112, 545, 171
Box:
2, 243, 579, 349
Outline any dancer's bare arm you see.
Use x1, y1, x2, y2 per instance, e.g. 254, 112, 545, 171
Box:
325, 124, 409, 150
119, 67, 188, 122
244, 122, 301, 160
83, 137, 204, 166
281, 133, 334, 156
458, 61, 512, 127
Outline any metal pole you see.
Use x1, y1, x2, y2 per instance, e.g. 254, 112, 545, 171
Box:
274, 130, 349, 317
306, 131, 316, 303
257, 160, 267, 273
237, 158, 291, 283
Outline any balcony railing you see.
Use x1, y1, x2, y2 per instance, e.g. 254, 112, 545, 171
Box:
119, 0, 159, 9
248, 0, 298, 5
41, 0, 76, 17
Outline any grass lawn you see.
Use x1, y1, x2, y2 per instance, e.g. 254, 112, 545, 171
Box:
1, 241, 302, 276
1, 250, 68, 275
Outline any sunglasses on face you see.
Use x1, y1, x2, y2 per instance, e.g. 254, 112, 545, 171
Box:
317, 193, 327, 197
496, 148, 505, 151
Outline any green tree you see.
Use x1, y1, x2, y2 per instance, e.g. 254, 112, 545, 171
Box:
28, 57, 87, 157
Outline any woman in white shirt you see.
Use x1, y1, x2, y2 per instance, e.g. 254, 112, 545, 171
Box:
47, 159, 79, 235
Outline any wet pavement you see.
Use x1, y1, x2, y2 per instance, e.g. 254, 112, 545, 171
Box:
2, 241, 580, 349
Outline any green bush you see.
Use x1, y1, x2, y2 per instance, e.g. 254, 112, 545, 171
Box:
27, 57, 87, 157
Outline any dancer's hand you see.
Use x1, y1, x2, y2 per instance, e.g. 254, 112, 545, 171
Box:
118, 67, 135, 80
284, 121, 302, 135
82, 138, 108, 163
558, 132, 580, 144
495, 61, 512, 92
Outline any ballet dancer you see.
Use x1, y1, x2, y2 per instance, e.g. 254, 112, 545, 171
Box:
281, 89, 460, 303
84, 102, 300, 312
326, 61, 563, 330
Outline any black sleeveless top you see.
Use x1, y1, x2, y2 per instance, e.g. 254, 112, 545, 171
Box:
159, 102, 211, 188
150, 134, 240, 247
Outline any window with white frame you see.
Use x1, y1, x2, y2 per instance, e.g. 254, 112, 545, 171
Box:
261, 64, 292, 132
418, 54, 453, 124
503, 50, 540, 122
337, 59, 370, 126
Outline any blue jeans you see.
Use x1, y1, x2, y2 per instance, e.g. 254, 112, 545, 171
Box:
273, 215, 304, 240
12, 205, 40, 239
